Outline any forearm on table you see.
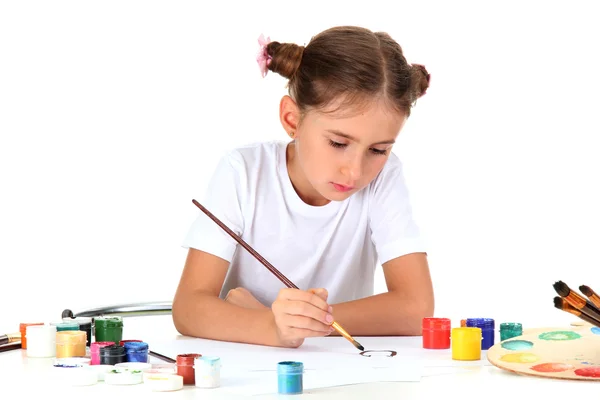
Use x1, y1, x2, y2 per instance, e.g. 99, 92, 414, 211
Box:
329, 291, 433, 336
172, 291, 278, 346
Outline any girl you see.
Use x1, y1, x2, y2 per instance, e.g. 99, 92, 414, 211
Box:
172, 26, 434, 348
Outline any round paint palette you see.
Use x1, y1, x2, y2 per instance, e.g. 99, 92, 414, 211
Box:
487, 325, 600, 380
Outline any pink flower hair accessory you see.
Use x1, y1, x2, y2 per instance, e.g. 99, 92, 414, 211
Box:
256, 34, 272, 78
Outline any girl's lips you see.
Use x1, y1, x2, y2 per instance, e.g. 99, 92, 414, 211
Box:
331, 183, 354, 192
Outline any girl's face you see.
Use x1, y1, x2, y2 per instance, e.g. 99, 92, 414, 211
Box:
283, 97, 407, 206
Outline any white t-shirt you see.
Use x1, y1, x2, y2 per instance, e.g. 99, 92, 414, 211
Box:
182, 140, 426, 306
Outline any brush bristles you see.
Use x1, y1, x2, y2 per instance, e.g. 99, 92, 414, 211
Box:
579, 285, 594, 297
553, 281, 570, 297
554, 296, 564, 308
353, 340, 365, 351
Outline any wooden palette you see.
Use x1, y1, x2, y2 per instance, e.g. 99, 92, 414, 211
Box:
487, 324, 600, 380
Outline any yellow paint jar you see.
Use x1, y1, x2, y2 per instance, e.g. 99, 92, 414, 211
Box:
56, 330, 86, 358
452, 327, 482, 360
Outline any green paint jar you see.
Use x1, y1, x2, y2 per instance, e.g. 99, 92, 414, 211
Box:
94, 317, 123, 343
500, 322, 522, 341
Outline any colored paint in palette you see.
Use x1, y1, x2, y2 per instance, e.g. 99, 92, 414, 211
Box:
487, 325, 600, 380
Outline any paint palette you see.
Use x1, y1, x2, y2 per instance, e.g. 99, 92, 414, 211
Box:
487, 325, 600, 380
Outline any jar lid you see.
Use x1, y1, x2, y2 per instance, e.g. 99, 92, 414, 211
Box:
90, 341, 115, 351
195, 356, 220, 366
422, 317, 451, 330
124, 341, 149, 352
52, 321, 80, 331
452, 327, 482, 340
19, 322, 43, 332
56, 330, 87, 344
99, 345, 126, 356
466, 318, 495, 329
277, 361, 303, 374
63, 317, 92, 327
176, 353, 201, 366
94, 317, 123, 328
500, 322, 522, 331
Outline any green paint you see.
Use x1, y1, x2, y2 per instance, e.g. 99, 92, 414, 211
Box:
538, 330, 581, 341
94, 317, 123, 343
500, 322, 522, 341
501, 340, 534, 350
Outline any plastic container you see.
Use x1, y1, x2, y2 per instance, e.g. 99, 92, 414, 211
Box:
99, 344, 127, 365
63, 317, 92, 346
500, 322, 523, 341
56, 330, 87, 358
451, 327, 482, 360
51, 321, 80, 332
19, 322, 43, 349
94, 317, 123, 343
90, 341, 114, 365
422, 317, 451, 349
26, 324, 57, 358
194, 356, 221, 388
466, 318, 495, 350
124, 341, 149, 363
176, 353, 201, 385
277, 361, 304, 395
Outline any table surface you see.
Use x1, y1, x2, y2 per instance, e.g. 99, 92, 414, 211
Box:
1, 317, 596, 399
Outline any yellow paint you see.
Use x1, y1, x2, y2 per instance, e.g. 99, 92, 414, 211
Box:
500, 352, 540, 363
452, 327, 482, 361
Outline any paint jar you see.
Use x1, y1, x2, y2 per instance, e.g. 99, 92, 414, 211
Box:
90, 341, 115, 365
56, 331, 87, 358
19, 322, 43, 349
176, 353, 201, 385
422, 317, 451, 349
124, 341, 149, 363
194, 356, 221, 388
277, 361, 304, 395
99, 344, 127, 365
500, 322, 523, 341
63, 317, 92, 346
51, 321, 80, 332
466, 318, 495, 350
26, 324, 57, 358
94, 317, 123, 343
451, 327, 482, 361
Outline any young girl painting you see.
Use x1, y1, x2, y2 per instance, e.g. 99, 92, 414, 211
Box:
173, 25, 434, 348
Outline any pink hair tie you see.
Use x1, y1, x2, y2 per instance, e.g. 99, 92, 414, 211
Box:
256, 33, 272, 78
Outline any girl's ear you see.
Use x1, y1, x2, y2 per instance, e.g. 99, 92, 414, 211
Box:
279, 95, 301, 137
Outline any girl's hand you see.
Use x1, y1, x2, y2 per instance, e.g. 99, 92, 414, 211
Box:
224, 287, 268, 310
271, 287, 335, 348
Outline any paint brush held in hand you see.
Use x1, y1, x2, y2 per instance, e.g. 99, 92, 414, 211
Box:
553, 297, 600, 328
553, 281, 600, 323
579, 285, 600, 309
192, 199, 365, 352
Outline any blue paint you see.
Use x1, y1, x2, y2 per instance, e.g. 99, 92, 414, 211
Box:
124, 341, 149, 363
591, 327, 600, 335
500, 340, 533, 351
466, 318, 495, 350
277, 361, 303, 394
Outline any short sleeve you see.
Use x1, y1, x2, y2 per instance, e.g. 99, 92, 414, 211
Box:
368, 154, 427, 264
181, 151, 246, 262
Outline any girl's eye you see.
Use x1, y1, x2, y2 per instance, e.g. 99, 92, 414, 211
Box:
370, 148, 387, 156
328, 140, 346, 149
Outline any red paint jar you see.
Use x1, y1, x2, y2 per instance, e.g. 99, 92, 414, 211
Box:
422, 317, 451, 349
176, 353, 201, 385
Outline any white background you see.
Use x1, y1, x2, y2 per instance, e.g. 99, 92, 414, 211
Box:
1, 1, 599, 337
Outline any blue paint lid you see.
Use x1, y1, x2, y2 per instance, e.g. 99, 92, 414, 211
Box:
278, 361, 304, 374
466, 318, 495, 329
124, 341, 148, 352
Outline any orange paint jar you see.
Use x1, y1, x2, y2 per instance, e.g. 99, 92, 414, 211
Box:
56, 331, 86, 358
176, 353, 201, 385
19, 322, 43, 349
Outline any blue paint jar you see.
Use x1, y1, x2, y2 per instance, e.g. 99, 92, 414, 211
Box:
277, 361, 303, 395
124, 341, 149, 363
466, 318, 495, 350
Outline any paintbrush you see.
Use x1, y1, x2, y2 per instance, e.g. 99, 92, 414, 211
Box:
579, 285, 600, 309
553, 296, 600, 327
192, 199, 365, 352
0, 332, 20, 346
0, 342, 21, 353
553, 281, 600, 323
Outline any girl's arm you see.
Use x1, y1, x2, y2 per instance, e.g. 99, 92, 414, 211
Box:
328, 252, 434, 336
172, 248, 333, 347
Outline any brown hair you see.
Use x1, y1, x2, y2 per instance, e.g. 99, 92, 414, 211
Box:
265, 26, 430, 117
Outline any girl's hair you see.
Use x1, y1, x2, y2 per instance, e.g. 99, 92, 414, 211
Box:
265, 26, 430, 117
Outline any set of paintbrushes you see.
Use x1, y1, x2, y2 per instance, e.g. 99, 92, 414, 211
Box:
553, 281, 600, 328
